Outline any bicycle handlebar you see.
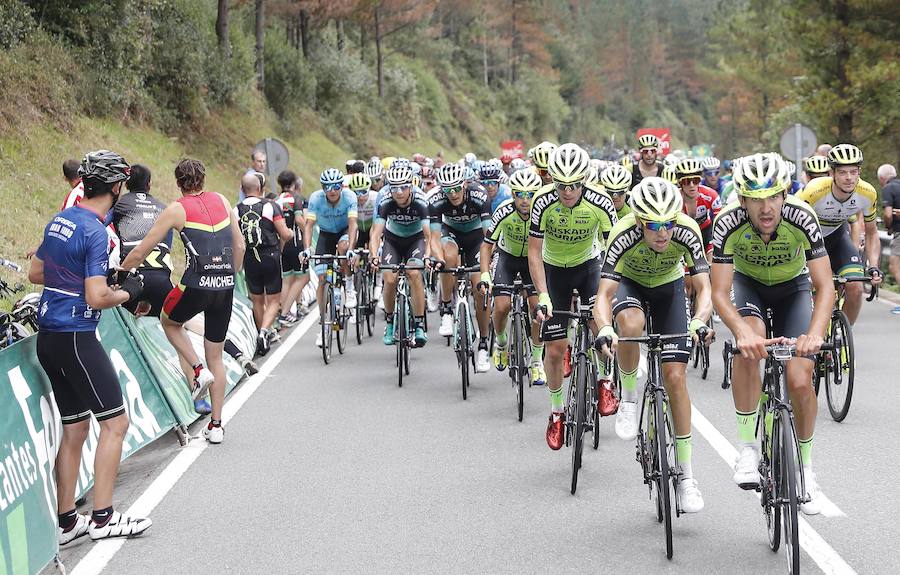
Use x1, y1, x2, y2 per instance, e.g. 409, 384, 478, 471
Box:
378, 263, 425, 272
310, 254, 349, 261
833, 274, 880, 302
435, 265, 481, 275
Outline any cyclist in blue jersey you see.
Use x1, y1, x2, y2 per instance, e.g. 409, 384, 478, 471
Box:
479, 162, 512, 213
302, 168, 359, 347
701, 157, 724, 194
29, 150, 152, 543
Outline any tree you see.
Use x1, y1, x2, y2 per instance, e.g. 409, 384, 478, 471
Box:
216, 0, 230, 58
256, 0, 265, 91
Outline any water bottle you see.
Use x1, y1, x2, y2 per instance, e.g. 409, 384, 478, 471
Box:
334, 287, 342, 311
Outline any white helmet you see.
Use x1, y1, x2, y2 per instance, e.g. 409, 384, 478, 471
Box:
437, 163, 466, 187
702, 156, 721, 171
464, 152, 477, 166
547, 143, 590, 185
629, 177, 683, 222
734, 153, 790, 198
510, 158, 527, 172
530, 141, 557, 169
508, 169, 543, 194
600, 164, 633, 191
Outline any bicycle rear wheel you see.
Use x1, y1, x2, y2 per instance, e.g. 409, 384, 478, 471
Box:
570, 352, 587, 494
591, 356, 600, 450
825, 309, 854, 422
779, 416, 801, 574
458, 306, 470, 400
653, 388, 674, 559
764, 412, 781, 552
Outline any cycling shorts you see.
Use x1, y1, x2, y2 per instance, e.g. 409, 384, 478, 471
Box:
441, 225, 483, 267
700, 225, 713, 253
823, 223, 864, 277
281, 242, 308, 276
37, 331, 125, 424
356, 229, 371, 250
314, 229, 349, 276
122, 268, 173, 318
244, 247, 283, 295
381, 231, 426, 266
492, 250, 536, 298
612, 276, 691, 363
732, 272, 812, 341
163, 285, 234, 343
541, 258, 601, 341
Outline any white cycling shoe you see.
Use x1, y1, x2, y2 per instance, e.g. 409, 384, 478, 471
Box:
344, 288, 357, 309
615, 402, 638, 440
800, 469, 822, 516
439, 314, 453, 337
475, 348, 490, 373
677, 478, 705, 513
733, 446, 761, 489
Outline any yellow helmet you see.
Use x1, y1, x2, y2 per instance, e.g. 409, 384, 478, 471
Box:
347, 173, 372, 192
804, 155, 830, 175
508, 169, 543, 194
827, 144, 863, 167
621, 155, 633, 171
381, 156, 397, 171
661, 164, 678, 186
638, 134, 659, 150
584, 166, 601, 185
675, 158, 703, 180
734, 153, 790, 198
530, 141, 557, 169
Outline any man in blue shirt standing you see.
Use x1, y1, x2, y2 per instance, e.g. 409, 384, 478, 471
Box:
29, 150, 152, 545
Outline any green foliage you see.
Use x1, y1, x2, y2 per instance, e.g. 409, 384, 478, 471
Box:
264, 35, 316, 118
0, 0, 35, 49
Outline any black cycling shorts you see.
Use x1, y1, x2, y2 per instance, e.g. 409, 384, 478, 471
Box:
37, 331, 125, 424
732, 272, 812, 341
244, 247, 283, 295
281, 241, 308, 275
492, 250, 536, 297
163, 286, 234, 343
314, 228, 349, 275
122, 268, 174, 318
441, 225, 484, 267
541, 258, 601, 341
381, 231, 426, 266
823, 223, 864, 276
356, 228, 371, 250
612, 276, 691, 363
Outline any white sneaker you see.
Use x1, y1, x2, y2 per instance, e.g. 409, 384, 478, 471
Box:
89, 511, 152, 540
315, 332, 323, 348
349, 312, 357, 324
427, 289, 439, 313
59, 513, 90, 545
439, 314, 454, 337
373, 284, 383, 301
191, 367, 214, 400
733, 446, 761, 489
344, 287, 357, 309
615, 401, 638, 440
677, 478, 705, 513
203, 424, 224, 444
475, 348, 490, 373
800, 469, 822, 516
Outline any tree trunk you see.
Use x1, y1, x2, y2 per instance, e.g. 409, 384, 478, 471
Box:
482, 26, 488, 87
375, 7, 384, 98
510, 0, 518, 84
360, 24, 366, 62
255, 0, 265, 91
336, 19, 345, 51
216, 0, 230, 58
300, 9, 310, 60
835, 0, 853, 141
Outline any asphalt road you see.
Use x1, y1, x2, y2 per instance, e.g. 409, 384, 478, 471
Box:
52, 298, 900, 575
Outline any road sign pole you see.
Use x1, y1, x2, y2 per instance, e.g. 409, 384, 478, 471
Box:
794, 123, 802, 167
264, 138, 275, 197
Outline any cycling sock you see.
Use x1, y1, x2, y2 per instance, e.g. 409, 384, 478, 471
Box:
209, 419, 222, 429
620, 366, 638, 403
414, 315, 425, 329
675, 435, 693, 478
224, 339, 241, 359
531, 344, 544, 365
440, 301, 452, 315
479, 337, 488, 350
736, 410, 758, 444
496, 329, 508, 348
384, 312, 394, 324
91, 506, 113, 527
798, 434, 814, 466
59, 509, 78, 531
549, 386, 564, 412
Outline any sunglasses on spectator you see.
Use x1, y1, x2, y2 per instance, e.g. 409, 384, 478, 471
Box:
679, 176, 702, 186
324, 183, 343, 192
643, 219, 676, 232
442, 184, 464, 195
513, 190, 536, 199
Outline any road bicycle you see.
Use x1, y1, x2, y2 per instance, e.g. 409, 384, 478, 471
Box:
352, 249, 377, 345
506, 277, 534, 422
311, 255, 350, 364
378, 261, 424, 387
436, 265, 480, 399
689, 295, 713, 380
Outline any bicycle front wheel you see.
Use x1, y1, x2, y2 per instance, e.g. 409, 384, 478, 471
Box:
337, 294, 348, 355
779, 416, 801, 574
570, 352, 587, 494
322, 287, 334, 364
512, 311, 525, 422
397, 295, 407, 387
653, 388, 674, 559
764, 411, 781, 552
458, 306, 470, 400
825, 309, 854, 422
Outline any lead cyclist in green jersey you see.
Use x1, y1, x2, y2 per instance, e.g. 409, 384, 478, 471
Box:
710, 153, 834, 516
595, 177, 713, 513
528, 143, 618, 451
479, 169, 546, 385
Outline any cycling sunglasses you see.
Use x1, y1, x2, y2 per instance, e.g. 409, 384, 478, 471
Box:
323, 182, 343, 192
644, 219, 676, 232
482, 179, 499, 186
704, 169, 720, 176
513, 190, 536, 199
442, 184, 464, 195
389, 184, 412, 193
353, 188, 369, 196
679, 176, 702, 186
554, 181, 583, 194
607, 190, 628, 197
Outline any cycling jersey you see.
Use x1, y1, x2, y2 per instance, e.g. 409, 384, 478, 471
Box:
795, 176, 878, 237
711, 195, 827, 286
35, 205, 110, 331
375, 193, 430, 238
112, 190, 173, 271
356, 193, 377, 233
61, 181, 121, 267
616, 203, 632, 220
602, 212, 709, 288
178, 192, 236, 291
306, 189, 358, 233
428, 186, 492, 233
528, 183, 618, 268
631, 162, 664, 187
683, 185, 722, 232
489, 183, 512, 213
234, 196, 284, 249
485, 199, 528, 258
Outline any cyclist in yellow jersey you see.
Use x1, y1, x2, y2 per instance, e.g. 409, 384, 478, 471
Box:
710, 153, 834, 515
795, 144, 883, 325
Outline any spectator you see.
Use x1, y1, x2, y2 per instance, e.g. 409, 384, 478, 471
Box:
879, 164, 900, 287
816, 143, 832, 157
62, 158, 81, 189
239, 151, 267, 202
276, 170, 310, 324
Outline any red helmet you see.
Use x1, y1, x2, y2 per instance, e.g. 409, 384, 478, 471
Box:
412, 153, 426, 166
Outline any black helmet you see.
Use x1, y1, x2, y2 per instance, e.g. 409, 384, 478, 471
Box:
78, 150, 131, 184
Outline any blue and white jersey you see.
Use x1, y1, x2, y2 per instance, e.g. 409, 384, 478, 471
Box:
490, 183, 512, 213
306, 189, 358, 233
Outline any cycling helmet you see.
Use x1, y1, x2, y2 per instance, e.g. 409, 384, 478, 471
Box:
600, 164, 633, 191
391, 157, 411, 170
662, 164, 678, 186
348, 173, 372, 192
621, 155, 633, 171
663, 154, 679, 167
464, 166, 476, 181
722, 159, 733, 171
508, 169, 543, 193
629, 177, 683, 222
78, 150, 131, 183
547, 143, 590, 185
828, 143, 863, 167
437, 163, 466, 187
702, 157, 721, 171
410, 162, 422, 176
365, 159, 384, 179
385, 165, 413, 186
464, 152, 477, 166
637, 134, 659, 150
733, 153, 790, 198
510, 158, 527, 172
785, 160, 797, 177
381, 156, 396, 171
487, 157, 503, 168
530, 141, 557, 169
319, 168, 344, 186
412, 153, 426, 165
804, 155, 830, 174
584, 166, 601, 185
675, 158, 704, 179
479, 163, 502, 180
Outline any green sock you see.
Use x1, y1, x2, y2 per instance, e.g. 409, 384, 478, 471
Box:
799, 435, 814, 466
736, 410, 758, 444
496, 329, 508, 348
675, 434, 693, 476
620, 366, 638, 402
531, 344, 544, 365
549, 386, 564, 411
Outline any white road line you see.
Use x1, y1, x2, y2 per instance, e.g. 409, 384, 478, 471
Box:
691, 405, 857, 575
69, 311, 319, 575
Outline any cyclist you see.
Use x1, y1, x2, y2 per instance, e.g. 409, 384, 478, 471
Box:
479, 169, 546, 385
302, 168, 359, 348
632, 134, 665, 186
369, 165, 431, 347
594, 177, 713, 513
31, 150, 151, 543
676, 158, 721, 255
701, 156, 723, 194
349, 173, 376, 252
710, 152, 834, 515
529, 143, 618, 450
530, 141, 558, 186
366, 159, 386, 193
479, 162, 512, 212
276, 170, 309, 325
796, 144, 882, 325
600, 164, 633, 219
803, 155, 830, 184
429, 163, 493, 372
